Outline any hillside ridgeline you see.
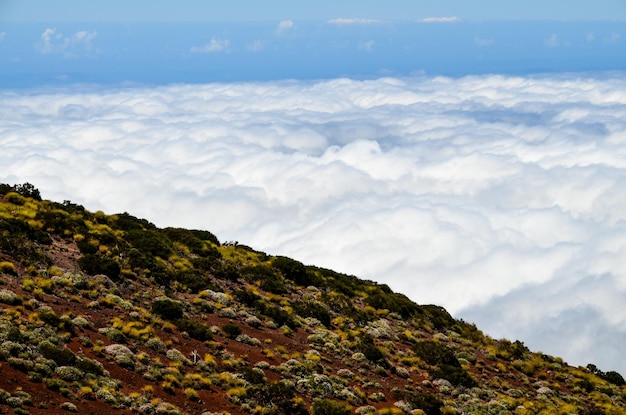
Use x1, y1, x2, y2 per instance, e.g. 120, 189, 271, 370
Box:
0, 183, 624, 415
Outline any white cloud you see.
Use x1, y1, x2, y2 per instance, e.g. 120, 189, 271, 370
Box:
474, 36, 494, 47
358, 40, 375, 52
604, 33, 621, 44
545, 34, 571, 48
328, 18, 380, 25
190, 37, 231, 53
420, 16, 459, 23
247, 39, 267, 52
276, 20, 294, 34
36, 28, 97, 56
545, 34, 560, 48
0, 32, 5, 42
2, 74, 626, 375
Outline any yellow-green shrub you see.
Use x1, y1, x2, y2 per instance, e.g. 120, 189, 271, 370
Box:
0, 261, 16, 275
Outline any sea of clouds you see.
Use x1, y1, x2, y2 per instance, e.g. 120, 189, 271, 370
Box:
2, 74, 626, 374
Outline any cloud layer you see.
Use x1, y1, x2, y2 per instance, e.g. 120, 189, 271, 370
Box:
2, 74, 626, 374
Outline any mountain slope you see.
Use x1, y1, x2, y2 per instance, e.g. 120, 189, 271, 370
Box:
0, 183, 624, 415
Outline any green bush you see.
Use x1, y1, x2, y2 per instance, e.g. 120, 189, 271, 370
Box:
259, 303, 296, 329
152, 297, 184, 321
409, 393, 443, 415
75, 356, 105, 376
241, 265, 287, 294
76, 239, 98, 254
248, 381, 309, 415
44, 377, 68, 392
126, 229, 173, 259
38, 308, 61, 327
222, 323, 243, 339
356, 335, 388, 368
317, 267, 359, 296
273, 256, 309, 286
11, 182, 41, 200
38, 340, 76, 366
292, 301, 331, 328
311, 398, 352, 415
8, 357, 34, 373
412, 341, 476, 387
77, 254, 120, 280
365, 291, 420, 318
163, 227, 220, 257
55, 365, 84, 382
110, 212, 154, 231
174, 318, 212, 341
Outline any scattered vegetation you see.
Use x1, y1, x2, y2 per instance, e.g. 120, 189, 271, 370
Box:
0, 182, 624, 415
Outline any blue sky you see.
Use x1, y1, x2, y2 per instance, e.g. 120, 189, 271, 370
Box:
0, 3, 624, 87
2, 0, 626, 22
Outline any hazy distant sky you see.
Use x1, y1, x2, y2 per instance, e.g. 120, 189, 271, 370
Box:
1, 0, 626, 21
0, 1, 624, 86
1, 0, 626, 376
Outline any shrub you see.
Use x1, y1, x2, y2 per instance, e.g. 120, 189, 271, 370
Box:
55, 366, 85, 382
76, 239, 99, 254
0, 289, 19, 305
8, 357, 34, 372
146, 337, 167, 353
0, 261, 17, 276
175, 318, 213, 341
292, 301, 331, 328
222, 323, 242, 339
259, 303, 296, 329
38, 340, 76, 366
412, 341, 458, 367
356, 335, 388, 367
11, 182, 41, 200
236, 334, 262, 347
247, 380, 308, 415
241, 265, 287, 294
412, 340, 475, 387
77, 254, 120, 280
587, 364, 626, 386
409, 393, 443, 415
166, 348, 191, 364
603, 370, 626, 386
245, 315, 263, 328
365, 291, 420, 318
60, 402, 78, 412
104, 344, 135, 369
126, 229, 173, 258
272, 256, 309, 286
152, 297, 184, 321
76, 356, 105, 376
311, 398, 352, 415
44, 377, 68, 392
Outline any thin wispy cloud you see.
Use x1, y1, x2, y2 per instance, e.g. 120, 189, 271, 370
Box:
36, 28, 97, 56
328, 18, 380, 25
420, 16, 459, 23
545, 34, 560, 47
358, 40, 375, 52
474, 36, 494, 46
604, 33, 621, 44
190, 37, 231, 53
2, 75, 626, 375
0, 32, 5, 43
275, 20, 294, 34
247, 39, 267, 52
